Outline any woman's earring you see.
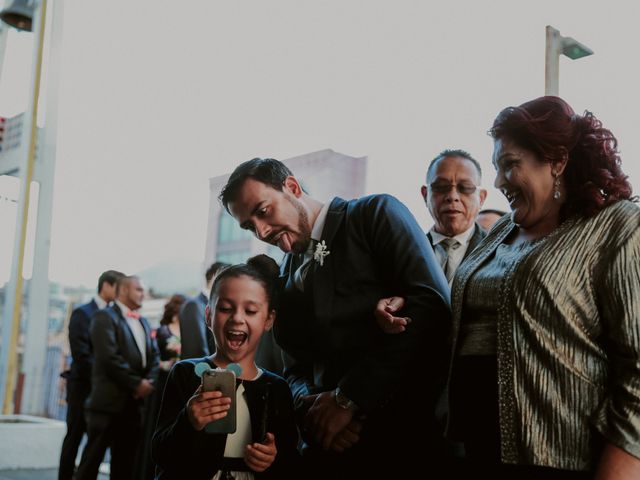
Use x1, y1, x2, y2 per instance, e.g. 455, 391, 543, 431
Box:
553, 173, 561, 200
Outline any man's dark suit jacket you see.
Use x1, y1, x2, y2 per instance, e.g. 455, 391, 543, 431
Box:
179, 293, 215, 359
67, 299, 100, 384
427, 222, 487, 266
86, 304, 159, 413
276, 195, 451, 472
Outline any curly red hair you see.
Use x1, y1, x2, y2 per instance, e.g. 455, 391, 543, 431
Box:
489, 96, 636, 219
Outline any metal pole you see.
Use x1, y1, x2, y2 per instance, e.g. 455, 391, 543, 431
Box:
545, 25, 560, 96
1, 0, 48, 415
0, 24, 9, 83
21, 0, 63, 415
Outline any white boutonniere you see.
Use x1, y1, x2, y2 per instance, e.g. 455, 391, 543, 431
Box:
313, 240, 330, 266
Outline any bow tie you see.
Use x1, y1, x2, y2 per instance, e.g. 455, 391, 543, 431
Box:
126, 311, 141, 320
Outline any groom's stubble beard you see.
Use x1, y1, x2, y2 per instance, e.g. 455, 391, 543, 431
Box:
286, 194, 312, 254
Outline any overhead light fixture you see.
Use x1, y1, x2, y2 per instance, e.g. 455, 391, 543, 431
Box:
0, 0, 36, 32
561, 37, 594, 60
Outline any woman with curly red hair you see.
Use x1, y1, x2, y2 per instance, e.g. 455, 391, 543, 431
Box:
443, 96, 640, 477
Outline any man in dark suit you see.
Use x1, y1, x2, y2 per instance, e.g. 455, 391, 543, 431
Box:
220, 158, 451, 478
421, 149, 488, 283
377, 150, 489, 470
179, 262, 227, 359
378, 149, 489, 328
76, 275, 158, 480
58, 270, 123, 480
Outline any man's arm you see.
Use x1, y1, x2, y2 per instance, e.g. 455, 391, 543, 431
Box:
304, 195, 451, 450
282, 350, 316, 412
339, 195, 451, 413
179, 300, 209, 358
146, 321, 161, 383
68, 307, 93, 380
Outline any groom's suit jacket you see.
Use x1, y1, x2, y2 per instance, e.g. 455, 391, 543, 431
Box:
276, 195, 451, 460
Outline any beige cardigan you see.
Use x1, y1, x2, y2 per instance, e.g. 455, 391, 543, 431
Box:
448, 200, 640, 470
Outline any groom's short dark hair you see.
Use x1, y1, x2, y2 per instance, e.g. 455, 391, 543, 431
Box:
219, 158, 293, 212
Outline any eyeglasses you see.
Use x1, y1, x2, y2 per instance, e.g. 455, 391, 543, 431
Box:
429, 183, 479, 195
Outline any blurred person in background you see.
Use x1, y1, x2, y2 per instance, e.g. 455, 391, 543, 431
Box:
156, 294, 187, 373
76, 275, 159, 480
180, 262, 229, 359
476, 208, 506, 232
58, 269, 124, 480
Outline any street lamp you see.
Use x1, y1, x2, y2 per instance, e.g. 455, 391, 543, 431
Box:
0, 0, 35, 32
545, 25, 594, 96
0, 0, 53, 415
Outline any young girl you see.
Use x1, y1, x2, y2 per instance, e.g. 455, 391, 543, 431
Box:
152, 255, 299, 479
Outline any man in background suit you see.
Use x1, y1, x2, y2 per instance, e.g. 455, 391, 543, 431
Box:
58, 270, 124, 480
377, 150, 488, 330
76, 275, 158, 480
477, 208, 506, 232
179, 261, 228, 359
221, 158, 451, 478
376, 149, 489, 469
422, 149, 488, 283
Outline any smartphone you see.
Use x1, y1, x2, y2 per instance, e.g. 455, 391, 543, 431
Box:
202, 368, 236, 434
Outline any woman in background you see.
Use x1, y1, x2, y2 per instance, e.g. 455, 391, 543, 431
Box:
156, 294, 186, 375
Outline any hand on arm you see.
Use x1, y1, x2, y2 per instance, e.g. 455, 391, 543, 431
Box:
374, 296, 408, 334
186, 386, 231, 431
329, 418, 363, 453
245, 432, 277, 472
133, 378, 155, 399
302, 390, 354, 451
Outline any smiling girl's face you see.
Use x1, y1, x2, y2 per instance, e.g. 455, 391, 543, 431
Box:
210, 274, 275, 373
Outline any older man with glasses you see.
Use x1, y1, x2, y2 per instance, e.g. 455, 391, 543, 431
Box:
420, 149, 488, 284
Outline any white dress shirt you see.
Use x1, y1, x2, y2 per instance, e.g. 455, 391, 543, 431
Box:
293, 202, 330, 292
94, 295, 108, 310
115, 300, 147, 367
430, 225, 476, 284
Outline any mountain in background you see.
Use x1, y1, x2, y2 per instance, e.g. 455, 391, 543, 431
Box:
137, 260, 202, 298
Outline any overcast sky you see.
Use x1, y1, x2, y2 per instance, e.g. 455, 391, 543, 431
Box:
0, 0, 638, 288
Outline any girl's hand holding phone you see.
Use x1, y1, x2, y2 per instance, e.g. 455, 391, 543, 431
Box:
186, 385, 231, 431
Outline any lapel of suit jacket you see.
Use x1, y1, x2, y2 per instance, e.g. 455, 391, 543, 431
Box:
279, 252, 301, 293
139, 316, 153, 364
312, 197, 347, 326
463, 223, 487, 260
426, 231, 436, 252
112, 303, 143, 367
89, 298, 99, 313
